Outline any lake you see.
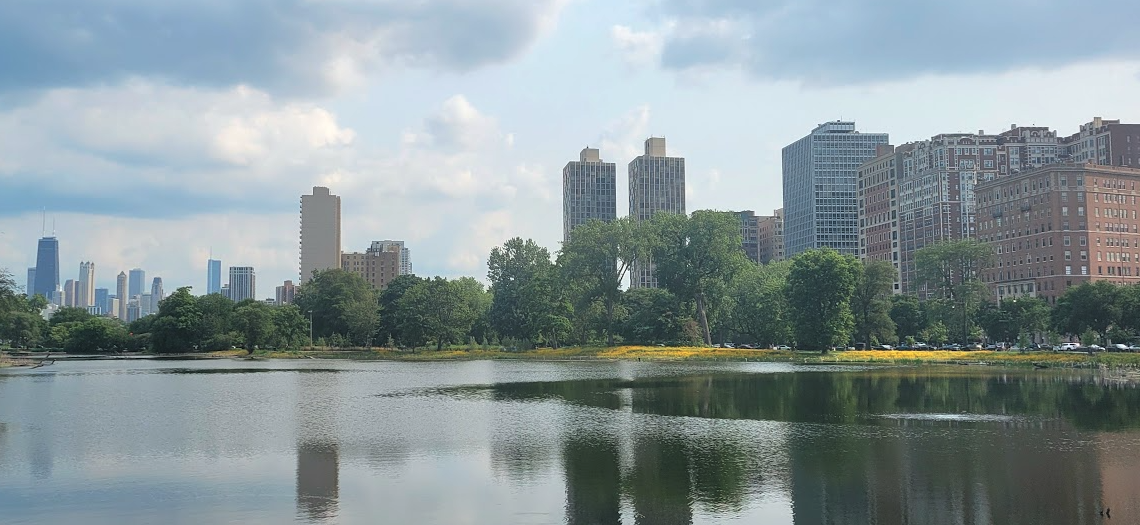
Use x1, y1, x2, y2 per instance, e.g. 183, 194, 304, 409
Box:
1, 359, 1139, 524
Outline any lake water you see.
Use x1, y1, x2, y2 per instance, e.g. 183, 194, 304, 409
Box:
2, 359, 1139, 524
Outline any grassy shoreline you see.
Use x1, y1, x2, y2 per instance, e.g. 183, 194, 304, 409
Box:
205, 346, 1140, 368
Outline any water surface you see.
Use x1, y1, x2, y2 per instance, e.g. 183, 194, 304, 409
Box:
1, 360, 1138, 524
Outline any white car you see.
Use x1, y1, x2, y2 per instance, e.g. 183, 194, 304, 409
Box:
1056, 343, 1080, 351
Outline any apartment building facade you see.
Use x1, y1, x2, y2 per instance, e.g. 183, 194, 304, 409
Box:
563, 147, 617, 242
757, 208, 785, 264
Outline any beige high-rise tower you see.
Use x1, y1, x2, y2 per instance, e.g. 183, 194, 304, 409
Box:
77, 262, 95, 307
300, 187, 342, 284
116, 271, 128, 321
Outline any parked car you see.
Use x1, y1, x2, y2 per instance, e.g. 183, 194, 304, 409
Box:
774, 345, 792, 351
1110, 343, 1130, 352
1087, 344, 1105, 352
738, 343, 754, 349
871, 344, 892, 350
1056, 343, 1080, 351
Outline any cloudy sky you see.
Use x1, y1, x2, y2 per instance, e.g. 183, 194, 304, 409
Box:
2, 0, 1139, 297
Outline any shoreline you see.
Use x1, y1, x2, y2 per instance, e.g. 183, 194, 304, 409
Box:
7, 347, 1140, 370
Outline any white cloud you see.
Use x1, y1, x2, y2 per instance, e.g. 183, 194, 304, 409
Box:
610, 25, 664, 68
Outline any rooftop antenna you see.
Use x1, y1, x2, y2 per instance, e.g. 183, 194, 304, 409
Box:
52, 217, 56, 236
41, 208, 46, 237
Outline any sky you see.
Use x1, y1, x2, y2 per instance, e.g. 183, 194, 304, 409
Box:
2, 0, 1140, 297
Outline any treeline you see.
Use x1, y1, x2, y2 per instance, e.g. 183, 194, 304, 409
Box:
3, 213, 1140, 353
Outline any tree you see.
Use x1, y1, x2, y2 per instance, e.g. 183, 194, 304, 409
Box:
293, 269, 379, 346
914, 239, 994, 300
889, 295, 925, 341
64, 318, 129, 353
785, 249, 861, 351
376, 274, 426, 347
1052, 281, 1123, 344
619, 288, 701, 345
271, 305, 309, 349
149, 287, 202, 353
851, 260, 897, 345
4, 312, 46, 348
398, 277, 480, 350
488, 238, 554, 344
49, 306, 93, 326
557, 217, 648, 346
233, 300, 276, 351
724, 261, 792, 348
196, 293, 236, 350
651, 210, 750, 346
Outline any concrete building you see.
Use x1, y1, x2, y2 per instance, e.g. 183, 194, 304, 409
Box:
207, 259, 222, 295
371, 241, 412, 276
228, 267, 256, 302
151, 277, 164, 313
782, 121, 889, 258
32, 236, 59, 299
563, 147, 618, 242
127, 297, 141, 323
857, 145, 902, 292
25, 267, 35, 298
94, 288, 109, 316
63, 279, 77, 307
221, 284, 231, 301
342, 243, 402, 290
276, 280, 297, 305
738, 210, 761, 264
758, 208, 785, 264
1062, 117, 1140, 168
139, 294, 153, 317
976, 164, 1140, 304
629, 137, 686, 288
128, 268, 145, 299
300, 187, 342, 284
77, 261, 95, 307
116, 272, 128, 321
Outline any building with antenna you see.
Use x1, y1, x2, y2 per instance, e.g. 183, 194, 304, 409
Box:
32, 236, 59, 300
207, 258, 222, 295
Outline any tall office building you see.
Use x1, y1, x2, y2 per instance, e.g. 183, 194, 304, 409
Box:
207, 259, 222, 295
32, 236, 59, 299
77, 262, 95, 307
116, 271, 128, 321
128, 268, 146, 299
25, 268, 35, 298
228, 267, 256, 302
276, 280, 297, 305
782, 121, 889, 258
63, 279, 77, 307
94, 288, 109, 316
300, 186, 342, 284
563, 147, 618, 242
126, 297, 142, 323
371, 241, 412, 276
629, 137, 686, 288
151, 277, 164, 313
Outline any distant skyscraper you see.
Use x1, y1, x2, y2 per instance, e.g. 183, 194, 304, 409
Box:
151, 277, 164, 313
127, 297, 141, 323
139, 294, 153, 317
228, 267, 256, 302
128, 268, 146, 299
221, 284, 231, 301
95, 288, 109, 316
25, 267, 35, 298
63, 279, 77, 307
77, 262, 95, 307
276, 280, 297, 305
32, 236, 59, 299
737, 211, 760, 264
207, 259, 222, 295
782, 121, 889, 258
300, 187, 342, 284
629, 137, 686, 288
563, 147, 618, 242
116, 272, 128, 321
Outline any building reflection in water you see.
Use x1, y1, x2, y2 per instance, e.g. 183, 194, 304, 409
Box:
295, 370, 341, 523
562, 435, 622, 525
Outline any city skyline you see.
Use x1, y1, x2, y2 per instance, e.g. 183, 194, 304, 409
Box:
0, 0, 1139, 290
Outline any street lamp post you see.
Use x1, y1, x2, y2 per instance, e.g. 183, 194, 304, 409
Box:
308, 311, 314, 348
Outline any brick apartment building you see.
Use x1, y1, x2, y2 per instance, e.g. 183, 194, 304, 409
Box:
976, 164, 1140, 304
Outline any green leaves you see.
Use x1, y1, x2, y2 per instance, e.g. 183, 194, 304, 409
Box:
786, 249, 861, 351
294, 269, 378, 347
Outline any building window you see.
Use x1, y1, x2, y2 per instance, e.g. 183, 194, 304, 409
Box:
1062, 207, 1069, 216
1065, 251, 1072, 261
1065, 266, 1072, 275
1064, 236, 1071, 246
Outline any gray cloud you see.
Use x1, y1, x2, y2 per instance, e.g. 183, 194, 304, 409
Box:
650, 0, 1140, 84
0, 0, 564, 95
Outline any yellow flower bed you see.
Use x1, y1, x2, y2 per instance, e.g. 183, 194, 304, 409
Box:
598, 346, 796, 360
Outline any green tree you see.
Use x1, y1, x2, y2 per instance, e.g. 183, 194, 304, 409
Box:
376, 274, 426, 347
651, 210, 750, 346
149, 287, 202, 353
889, 295, 925, 341
557, 217, 648, 346
851, 260, 897, 345
196, 293, 236, 350
271, 305, 309, 349
49, 307, 93, 326
915, 239, 994, 342
619, 288, 701, 345
1052, 281, 1122, 344
293, 269, 379, 346
398, 277, 479, 350
724, 261, 792, 348
4, 311, 46, 348
785, 248, 861, 351
233, 300, 276, 351
488, 238, 554, 344
64, 318, 129, 353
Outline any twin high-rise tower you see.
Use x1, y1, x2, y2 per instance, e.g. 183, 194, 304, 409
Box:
562, 137, 686, 288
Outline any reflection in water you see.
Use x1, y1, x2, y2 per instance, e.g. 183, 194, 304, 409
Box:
295, 371, 341, 523
631, 436, 693, 525
562, 435, 621, 525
